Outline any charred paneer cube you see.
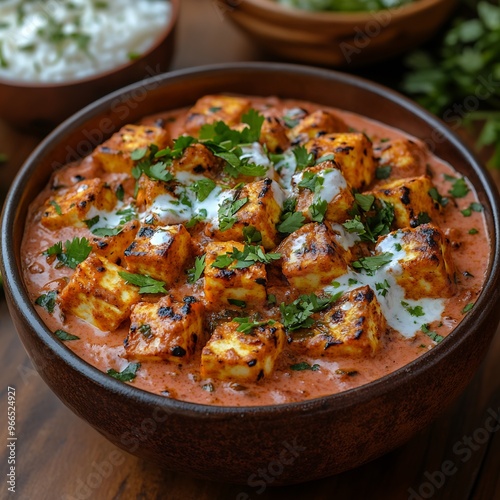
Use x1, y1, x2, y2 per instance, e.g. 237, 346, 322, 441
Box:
90, 220, 140, 265
209, 178, 284, 250
375, 139, 427, 179
204, 241, 268, 310
92, 124, 169, 174
259, 115, 290, 153
59, 254, 140, 332
135, 175, 176, 211
368, 176, 440, 229
277, 223, 348, 293
288, 110, 348, 144
171, 143, 222, 180
184, 95, 251, 136
306, 133, 375, 190
376, 224, 456, 300
294, 161, 355, 224
293, 286, 385, 357
200, 320, 286, 382
41, 178, 116, 230
123, 224, 192, 286
125, 295, 204, 362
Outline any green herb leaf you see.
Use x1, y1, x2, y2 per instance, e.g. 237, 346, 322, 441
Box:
187, 255, 206, 284
401, 301, 425, 317
376, 165, 392, 179
375, 279, 390, 297
50, 200, 63, 215
354, 193, 375, 212
118, 271, 167, 294
211, 244, 280, 269
280, 293, 340, 331
35, 291, 57, 314
277, 198, 305, 234
218, 194, 248, 232
293, 145, 315, 171
352, 252, 393, 275
309, 199, 328, 223
290, 362, 320, 371
44, 237, 92, 269
242, 226, 263, 245
107, 362, 140, 382
421, 324, 443, 343
462, 302, 474, 314
54, 329, 80, 341
228, 299, 247, 308
445, 175, 469, 198
469, 228, 479, 235
190, 179, 216, 202
233, 317, 275, 334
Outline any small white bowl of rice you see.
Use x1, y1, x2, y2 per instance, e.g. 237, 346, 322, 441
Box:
0, 0, 179, 131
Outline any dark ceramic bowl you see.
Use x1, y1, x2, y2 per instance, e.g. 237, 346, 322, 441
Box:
0, 0, 179, 133
2, 63, 500, 485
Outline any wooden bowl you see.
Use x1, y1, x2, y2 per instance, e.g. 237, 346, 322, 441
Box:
222, 0, 456, 66
0, 0, 179, 134
1, 63, 499, 485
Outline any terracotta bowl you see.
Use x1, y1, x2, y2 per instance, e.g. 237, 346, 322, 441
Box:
0, 0, 179, 133
222, 0, 456, 66
1, 63, 499, 485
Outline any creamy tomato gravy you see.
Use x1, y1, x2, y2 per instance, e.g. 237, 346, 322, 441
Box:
22, 96, 489, 406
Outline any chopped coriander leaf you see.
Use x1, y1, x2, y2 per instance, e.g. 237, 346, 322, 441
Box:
462, 302, 474, 314
461, 207, 472, 217
190, 179, 216, 202
277, 198, 305, 234
461, 202, 483, 217
187, 255, 206, 284
352, 252, 393, 275
354, 193, 375, 212
228, 299, 247, 308
428, 187, 449, 207
50, 200, 63, 215
376, 165, 392, 179
469, 228, 479, 235
186, 209, 208, 228
118, 271, 167, 294
155, 136, 195, 161
344, 199, 394, 243
282, 115, 300, 128
401, 301, 425, 317
242, 226, 263, 245
331, 281, 341, 288
309, 199, 328, 223
233, 317, 275, 334
0, 41, 9, 68
348, 278, 358, 286
107, 362, 140, 382
421, 324, 443, 343
55, 329, 80, 341
315, 153, 335, 164
138, 324, 153, 339
267, 294, 277, 304
35, 291, 58, 314
446, 176, 469, 198
290, 362, 320, 371
218, 195, 248, 232
394, 243, 402, 251
209, 106, 222, 113
375, 279, 390, 297
211, 244, 281, 269
116, 184, 125, 201
417, 212, 431, 225
293, 145, 315, 171
44, 237, 92, 269
131, 147, 148, 161
298, 171, 324, 192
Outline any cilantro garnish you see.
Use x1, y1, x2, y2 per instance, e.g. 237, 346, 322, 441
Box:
107, 362, 140, 382
187, 255, 206, 284
118, 271, 167, 294
211, 245, 280, 269
242, 226, 263, 245
376, 165, 392, 179
190, 179, 216, 202
428, 187, 449, 207
217, 194, 248, 231
401, 301, 425, 317
460, 202, 483, 217
462, 302, 474, 314
116, 184, 125, 201
293, 145, 315, 171
417, 212, 431, 225
131, 144, 174, 184
421, 324, 443, 343
228, 299, 247, 308
50, 200, 62, 215
444, 174, 469, 198
35, 291, 58, 314
354, 193, 375, 212
233, 317, 275, 334
139, 324, 153, 339
44, 237, 92, 269
277, 198, 305, 234
352, 252, 393, 275
469, 228, 479, 235
54, 329, 80, 341
290, 362, 320, 371
155, 136, 195, 160
310, 199, 328, 223
375, 279, 390, 297
186, 209, 208, 228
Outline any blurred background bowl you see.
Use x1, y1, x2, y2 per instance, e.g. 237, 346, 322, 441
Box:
0, 0, 179, 134
222, 0, 456, 66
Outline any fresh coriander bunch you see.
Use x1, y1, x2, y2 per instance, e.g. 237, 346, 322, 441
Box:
401, 0, 500, 168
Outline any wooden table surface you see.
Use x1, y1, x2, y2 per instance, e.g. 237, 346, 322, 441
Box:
1, 1, 500, 499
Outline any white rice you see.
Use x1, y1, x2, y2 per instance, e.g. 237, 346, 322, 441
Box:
0, 0, 171, 83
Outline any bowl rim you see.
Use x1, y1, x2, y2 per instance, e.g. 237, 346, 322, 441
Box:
2, 61, 499, 418
225, 0, 455, 21
0, 0, 179, 89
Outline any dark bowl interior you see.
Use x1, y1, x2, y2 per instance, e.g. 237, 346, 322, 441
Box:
2, 63, 500, 484
0, 0, 179, 134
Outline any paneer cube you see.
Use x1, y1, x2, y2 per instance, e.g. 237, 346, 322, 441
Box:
277, 223, 349, 293
208, 178, 283, 250
92, 124, 169, 174
376, 224, 456, 300
368, 176, 440, 229
375, 139, 427, 179
90, 220, 140, 265
289, 110, 348, 144
59, 255, 140, 332
291, 286, 385, 357
125, 295, 204, 362
305, 133, 375, 190
204, 241, 267, 310
135, 175, 176, 211
123, 224, 192, 286
200, 320, 286, 382
260, 115, 290, 153
171, 143, 222, 180
41, 178, 116, 230
294, 161, 354, 224
184, 95, 251, 136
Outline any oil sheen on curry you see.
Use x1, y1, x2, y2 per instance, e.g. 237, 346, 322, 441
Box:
23, 95, 489, 406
